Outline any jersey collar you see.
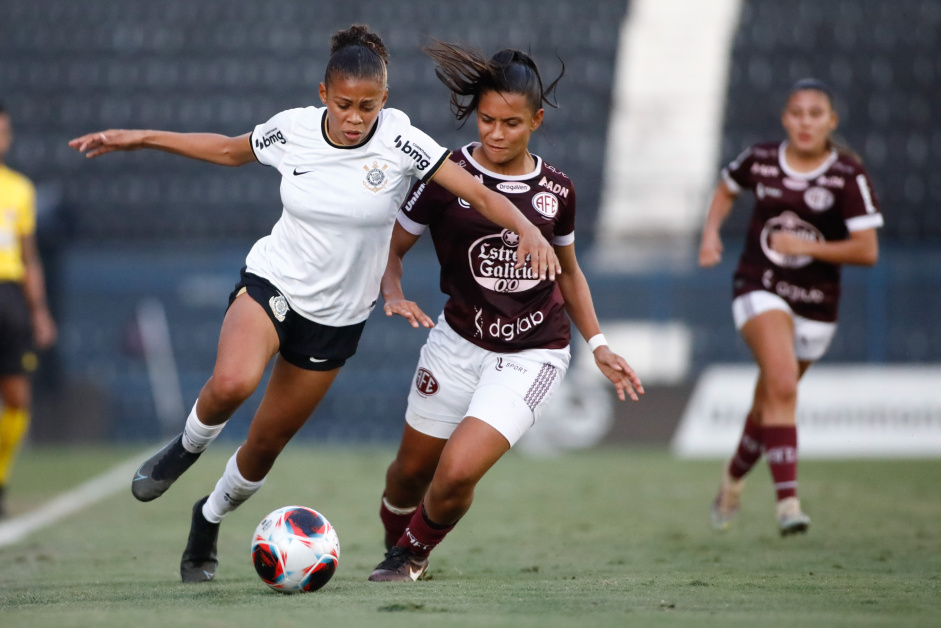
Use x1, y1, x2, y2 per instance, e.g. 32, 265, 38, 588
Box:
320, 109, 381, 150
778, 141, 838, 180
461, 143, 542, 181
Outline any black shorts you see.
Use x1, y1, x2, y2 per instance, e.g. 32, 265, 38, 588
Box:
228, 268, 366, 372
0, 282, 37, 376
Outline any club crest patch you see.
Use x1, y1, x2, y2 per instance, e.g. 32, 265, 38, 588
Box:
363, 161, 389, 193
269, 295, 289, 322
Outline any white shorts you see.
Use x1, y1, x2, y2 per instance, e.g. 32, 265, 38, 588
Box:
405, 315, 570, 447
732, 290, 837, 362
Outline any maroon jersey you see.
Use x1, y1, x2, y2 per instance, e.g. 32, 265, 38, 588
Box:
398, 143, 576, 352
724, 141, 883, 322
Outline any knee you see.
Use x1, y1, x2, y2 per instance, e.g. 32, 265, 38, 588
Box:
207, 372, 257, 409
432, 463, 478, 499
762, 371, 798, 405
388, 457, 436, 491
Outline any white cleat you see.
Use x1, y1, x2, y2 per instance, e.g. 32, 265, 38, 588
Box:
777, 496, 811, 536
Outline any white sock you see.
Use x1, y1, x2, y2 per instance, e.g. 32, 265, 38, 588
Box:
203, 450, 265, 523
181, 402, 225, 454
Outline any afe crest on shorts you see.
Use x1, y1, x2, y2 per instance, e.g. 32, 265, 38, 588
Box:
415, 368, 439, 396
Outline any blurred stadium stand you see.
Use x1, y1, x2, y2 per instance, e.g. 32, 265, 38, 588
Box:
1, 0, 938, 443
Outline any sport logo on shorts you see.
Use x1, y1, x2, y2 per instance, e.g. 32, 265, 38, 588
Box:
269, 295, 289, 322
415, 368, 439, 396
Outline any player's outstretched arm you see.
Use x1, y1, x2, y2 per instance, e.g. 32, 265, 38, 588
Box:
699, 181, 738, 268
555, 243, 643, 402
69, 130, 255, 167
430, 160, 561, 281
381, 222, 435, 329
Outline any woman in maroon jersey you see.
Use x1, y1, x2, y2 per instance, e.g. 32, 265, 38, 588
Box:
699, 79, 882, 535
367, 42, 644, 582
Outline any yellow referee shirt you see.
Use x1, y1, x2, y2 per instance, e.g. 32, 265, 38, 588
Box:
0, 164, 35, 282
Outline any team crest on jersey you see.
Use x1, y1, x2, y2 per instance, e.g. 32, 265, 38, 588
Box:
532, 191, 559, 218
760, 211, 823, 269
803, 186, 835, 211
269, 295, 289, 322
362, 161, 389, 193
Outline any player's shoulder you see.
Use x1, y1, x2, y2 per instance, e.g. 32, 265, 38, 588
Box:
749, 141, 782, 161
0, 165, 35, 194
829, 149, 868, 177
538, 157, 573, 186
376, 107, 416, 134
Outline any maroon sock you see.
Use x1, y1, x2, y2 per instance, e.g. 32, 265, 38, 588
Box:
395, 503, 455, 558
729, 413, 763, 479
762, 425, 798, 500
379, 495, 416, 550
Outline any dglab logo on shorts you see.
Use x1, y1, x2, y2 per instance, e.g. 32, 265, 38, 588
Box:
531, 191, 558, 218
415, 368, 439, 396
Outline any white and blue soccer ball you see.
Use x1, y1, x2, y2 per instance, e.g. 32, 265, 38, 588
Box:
251, 506, 340, 593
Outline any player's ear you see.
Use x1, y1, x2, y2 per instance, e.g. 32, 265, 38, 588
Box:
531, 108, 545, 132
319, 83, 328, 105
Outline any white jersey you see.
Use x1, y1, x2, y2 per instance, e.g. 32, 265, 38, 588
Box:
246, 106, 449, 326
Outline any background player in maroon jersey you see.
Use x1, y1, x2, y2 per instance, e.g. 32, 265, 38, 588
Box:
699, 79, 882, 535
368, 42, 644, 582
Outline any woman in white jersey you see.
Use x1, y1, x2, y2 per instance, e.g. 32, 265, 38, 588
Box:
366, 43, 644, 582
70, 25, 561, 584
699, 79, 881, 536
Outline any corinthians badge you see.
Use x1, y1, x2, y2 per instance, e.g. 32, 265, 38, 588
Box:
269, 295, 289, 322
362, 161, 389, 193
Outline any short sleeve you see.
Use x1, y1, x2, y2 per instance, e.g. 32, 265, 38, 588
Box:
552, 181, 576, 246
396, 178, 453, 235
16, 178, 36, 236
842, 169, 884, 232
394, 125, 450, 183
250, 108, 303, 168
721, 146, 755, 194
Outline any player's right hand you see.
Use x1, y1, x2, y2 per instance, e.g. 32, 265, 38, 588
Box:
68, 130, 142, 158
699, 231, 723, 267
516, 224, 561, 282
383, 297, 435, 329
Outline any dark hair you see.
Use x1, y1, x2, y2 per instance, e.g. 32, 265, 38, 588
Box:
325, 25, 389, 87
424, 41, 564, 123
786, 78, 834, 109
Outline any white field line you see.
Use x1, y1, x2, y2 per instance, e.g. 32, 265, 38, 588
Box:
0, 453, 147, 548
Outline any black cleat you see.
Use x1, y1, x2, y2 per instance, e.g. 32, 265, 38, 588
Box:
367, 546, 429, 582
180, 496, 219, 583
132, 434, 201, 502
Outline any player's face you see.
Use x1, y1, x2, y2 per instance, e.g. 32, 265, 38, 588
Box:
0, 114, 11, 161
475, 90, 544, 172
781, 90, 837, 156
319, 77, 388, 146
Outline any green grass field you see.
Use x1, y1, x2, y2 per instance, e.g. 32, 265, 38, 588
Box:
1, 444, 939, 627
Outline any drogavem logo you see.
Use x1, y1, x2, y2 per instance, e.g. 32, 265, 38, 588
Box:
394, 135, 431, 170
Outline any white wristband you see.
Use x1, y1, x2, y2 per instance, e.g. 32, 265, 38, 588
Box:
587, 333, 608, 352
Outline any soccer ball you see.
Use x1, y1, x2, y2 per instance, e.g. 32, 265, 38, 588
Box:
251, 506, 340, 593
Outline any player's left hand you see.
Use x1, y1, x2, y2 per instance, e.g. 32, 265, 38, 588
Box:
515, 225, 561, 281
770, 232, 809, 256
68, 129, 143, 158
383, 297, 435, 329
31, 308, 57, 349
593, 346, 644, 402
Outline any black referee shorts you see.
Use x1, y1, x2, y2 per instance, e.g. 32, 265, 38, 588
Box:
0, 282, 37, 376
228, 268, 366, 372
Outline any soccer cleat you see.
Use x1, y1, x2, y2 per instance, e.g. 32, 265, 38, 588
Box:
711, 461, 745, 530
131, 433, 201, 502
180, 496, 220, 582
367, 546, 429, 582
777, 496, 811, 536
